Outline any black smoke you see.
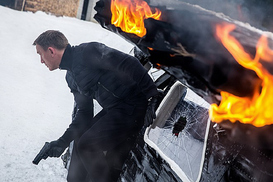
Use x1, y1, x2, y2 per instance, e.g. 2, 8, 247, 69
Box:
177, 0, 273, 32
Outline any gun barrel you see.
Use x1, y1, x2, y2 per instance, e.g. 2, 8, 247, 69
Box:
32, 154, 44, 165
32, 142, 50, 165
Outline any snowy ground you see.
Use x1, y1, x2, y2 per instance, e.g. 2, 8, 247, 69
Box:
0, 6, 134, 182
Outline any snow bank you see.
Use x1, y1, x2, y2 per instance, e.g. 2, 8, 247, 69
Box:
0, 6, 133, 181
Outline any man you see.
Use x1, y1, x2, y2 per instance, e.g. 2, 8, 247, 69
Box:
33, 30, 158, 182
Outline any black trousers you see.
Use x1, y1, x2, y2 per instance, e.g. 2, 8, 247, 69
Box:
67, 102, 147, 182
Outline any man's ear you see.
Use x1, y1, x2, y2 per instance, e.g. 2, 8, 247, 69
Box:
48, 47, 55, 56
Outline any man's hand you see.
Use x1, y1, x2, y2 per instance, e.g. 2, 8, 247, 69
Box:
33, 139, 67, 165
47, 140, 67, 158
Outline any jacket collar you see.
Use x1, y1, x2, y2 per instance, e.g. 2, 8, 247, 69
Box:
59, 44, 73, 71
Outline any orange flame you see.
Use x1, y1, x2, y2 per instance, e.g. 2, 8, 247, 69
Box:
209, 23, 273, 127
111, 0, 161, 37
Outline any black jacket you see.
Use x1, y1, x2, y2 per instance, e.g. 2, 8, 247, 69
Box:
58, 42, 158, 145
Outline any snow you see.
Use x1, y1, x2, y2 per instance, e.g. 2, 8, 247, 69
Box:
0, 6, 134, 182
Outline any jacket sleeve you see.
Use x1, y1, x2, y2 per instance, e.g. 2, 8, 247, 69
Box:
59, 91, 93, 146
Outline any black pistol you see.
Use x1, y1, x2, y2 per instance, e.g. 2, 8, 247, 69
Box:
32, 142, 51, 165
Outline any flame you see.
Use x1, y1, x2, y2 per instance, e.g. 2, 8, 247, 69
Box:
209, 23, 273, 127
111, 0, 161, 37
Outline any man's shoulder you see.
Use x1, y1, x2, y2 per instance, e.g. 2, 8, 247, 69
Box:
78, 42, 105, 49
79, 42, 123, 53
74, 42, 130, 66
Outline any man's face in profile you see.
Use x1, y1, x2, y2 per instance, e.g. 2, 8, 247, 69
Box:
36, 44, 59, 71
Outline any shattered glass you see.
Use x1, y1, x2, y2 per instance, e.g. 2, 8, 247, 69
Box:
145, 81, 210, 182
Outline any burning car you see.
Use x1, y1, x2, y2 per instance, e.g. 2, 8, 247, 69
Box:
63, 0, 273, 181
